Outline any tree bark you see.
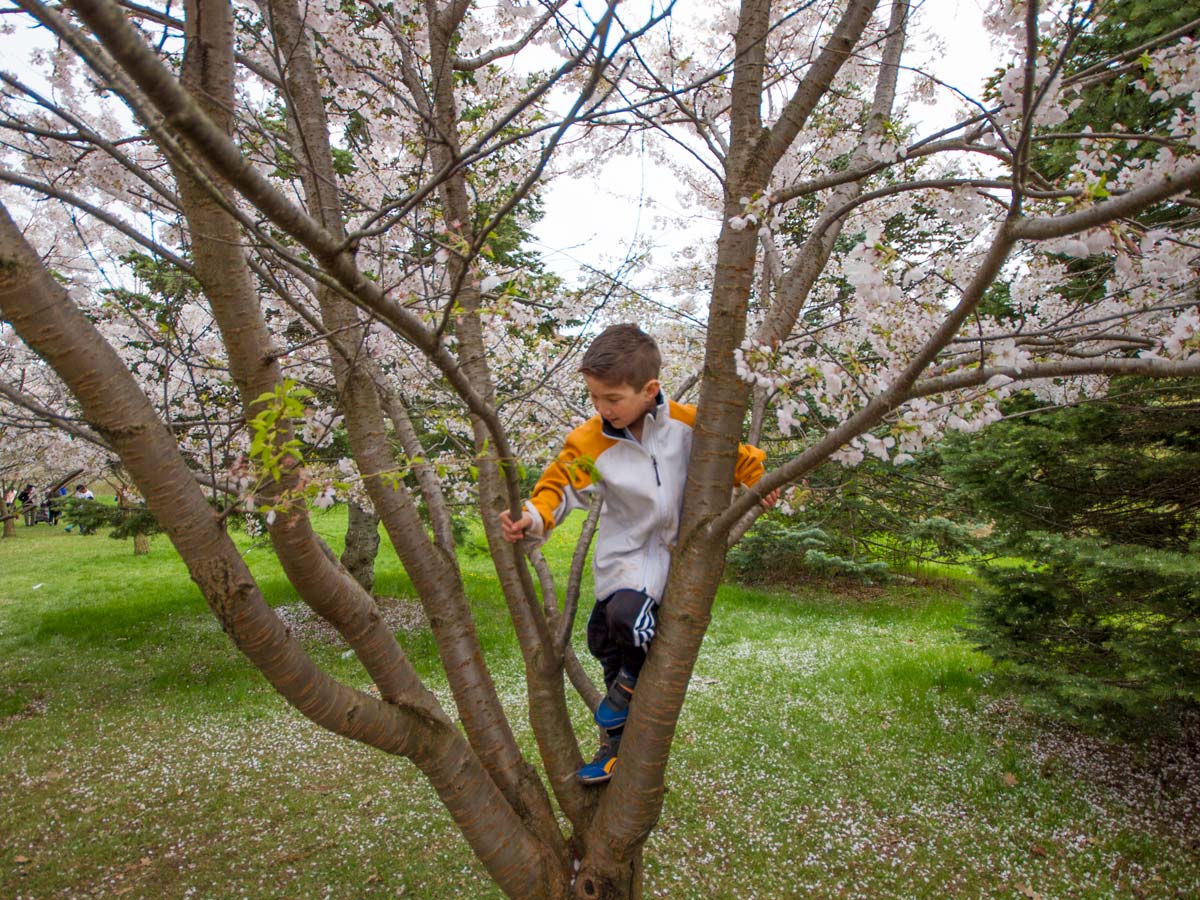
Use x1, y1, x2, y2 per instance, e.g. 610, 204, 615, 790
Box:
170, 0, 427, 710
340, 501, 380, 593
757, 0, 909, 348
1, 489, 15, 538
416, 1, 595, 835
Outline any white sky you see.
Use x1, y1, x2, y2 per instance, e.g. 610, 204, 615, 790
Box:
530, 0, 998, 283
0, 0, 999, 290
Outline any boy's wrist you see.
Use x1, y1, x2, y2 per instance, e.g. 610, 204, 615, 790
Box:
524, 501, 546, 540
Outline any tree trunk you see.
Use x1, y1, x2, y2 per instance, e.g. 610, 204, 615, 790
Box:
169, 0, 430, 716
1, 491, 15, 538
340, 501, 380, 593
134, 532, 150, 555
575, 3, 884, 888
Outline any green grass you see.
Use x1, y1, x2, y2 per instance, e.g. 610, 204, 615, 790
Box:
2, 517, 1198, 899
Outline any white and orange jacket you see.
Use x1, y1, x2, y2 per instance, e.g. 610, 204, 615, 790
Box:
523, 392, 766, 603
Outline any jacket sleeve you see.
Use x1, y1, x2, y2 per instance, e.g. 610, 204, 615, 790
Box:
526, 430, 600, 539
734, 441, 767, 488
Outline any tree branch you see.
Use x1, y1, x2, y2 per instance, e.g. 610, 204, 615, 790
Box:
0, 168, 192, 272
0, 378, 111, 448
45, 0, 524, 506
911, 356, 1200, 398
1011, 158, 1200, 240
453, 0, 572, 70
758, 0, 880, 179
713, 225, 1018, 534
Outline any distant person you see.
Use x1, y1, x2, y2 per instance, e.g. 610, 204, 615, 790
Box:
65, 485, 96, 533
46, 486, 67, 526
17, 483, 35, 526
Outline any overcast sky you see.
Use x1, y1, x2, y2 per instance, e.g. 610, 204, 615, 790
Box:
0, 0, 998, 291
530, 0, 998, 284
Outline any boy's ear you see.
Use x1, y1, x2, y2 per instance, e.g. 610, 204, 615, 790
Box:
642, 378, 661, 400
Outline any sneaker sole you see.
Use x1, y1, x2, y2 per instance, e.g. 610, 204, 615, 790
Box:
576, 772, 614, 785
576, 756, 618, 784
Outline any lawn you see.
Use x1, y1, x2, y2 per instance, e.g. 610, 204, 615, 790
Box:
1, 514, 1197, 899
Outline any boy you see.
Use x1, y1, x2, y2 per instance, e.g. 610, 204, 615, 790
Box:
500, 324, 776, 784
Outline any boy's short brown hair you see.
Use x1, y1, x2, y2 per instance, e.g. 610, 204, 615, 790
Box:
580, 324, 661, 389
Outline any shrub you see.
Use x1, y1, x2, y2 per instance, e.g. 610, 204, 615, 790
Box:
727, 517, 890, 584
969, 533, 1200, 729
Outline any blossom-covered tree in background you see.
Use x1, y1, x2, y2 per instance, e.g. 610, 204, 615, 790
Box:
1, 0, 1197, 896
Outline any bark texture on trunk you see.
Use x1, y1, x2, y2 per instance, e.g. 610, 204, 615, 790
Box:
172, 0, 427, 708
417, 0, 594, 835
757, 0, 909, 349
131, 0, 565, 888
1, 492, 15, 538
340, 501, 381, 593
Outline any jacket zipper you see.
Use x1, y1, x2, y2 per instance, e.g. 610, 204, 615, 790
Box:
642, 423, 666, 594
609, 400, 669, 597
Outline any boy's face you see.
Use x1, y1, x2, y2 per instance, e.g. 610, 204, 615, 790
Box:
584, 374, 659, 430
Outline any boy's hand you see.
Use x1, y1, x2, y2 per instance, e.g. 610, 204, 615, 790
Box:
499, 508, 534, 543
761, 488, 781, 509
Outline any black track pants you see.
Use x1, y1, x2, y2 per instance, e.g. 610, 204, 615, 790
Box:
586, 589, 658, 688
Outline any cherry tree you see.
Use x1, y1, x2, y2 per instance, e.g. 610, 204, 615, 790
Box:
0, 317, 117, 531
1, 0, 1198, 897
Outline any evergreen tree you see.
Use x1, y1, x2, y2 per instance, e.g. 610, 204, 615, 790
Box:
63, 498, 162, 555
728, 450, 983, 584
943, 379, 1200, 729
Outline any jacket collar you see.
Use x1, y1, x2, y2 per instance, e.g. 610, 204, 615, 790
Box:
601, 390, 667, 441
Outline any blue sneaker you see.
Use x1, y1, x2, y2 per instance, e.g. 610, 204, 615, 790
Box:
576, 748, 618, 784
577, 729, 621, 784
594, 669, 637, 729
